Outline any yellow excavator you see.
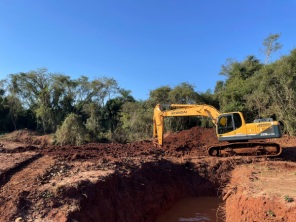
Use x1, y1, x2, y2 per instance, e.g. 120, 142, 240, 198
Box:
153, 104, 282, 157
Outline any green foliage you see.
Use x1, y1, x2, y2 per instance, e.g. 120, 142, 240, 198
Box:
99, 89, 135, 141
218, 55, 264, 123
7, 70, 120, 134
75, 76, 119, 110
83, 103, 101, 141
7, 95, 24, 130
267, 210, 275, 217
54, 113, 87, 146
149, 82, 201, 106
117, 101, 152, 142
266, 49, 296, 135
149, 85, 172, 106
168, 82, 200, 104
101, 98, 123, 133
284, 195, 294, 202
0, 96, 10, 132
148, 82, 207, 133
216, 38, 296, 136
9, 69, 54, 132
241, 49, 296, 134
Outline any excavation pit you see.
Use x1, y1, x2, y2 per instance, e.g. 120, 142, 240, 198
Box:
56, 157, 244, 222
62, 158, 296, 222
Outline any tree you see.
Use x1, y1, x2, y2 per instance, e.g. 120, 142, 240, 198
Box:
213, 80, 224, 109
9, 68, 54, 133
149, 85, 172, 106
218, 56, 263, 117
220, 56, 262, 80
168, 82, 200, 104
148, 83, 204, 133
101, 98, 123, 134
239, 48, 296, 135
51, 74, 77, 126
0, 81, 10, 132
266, 49, 296, 135
261, 33, 282, 64
6, 95, 23, 130
118, 89, 135, 103
74, 76, 119, 111
100, 90, 135, 138
118, 101, 152, 142
83, 102, 101, 141
8, 70, 121, 134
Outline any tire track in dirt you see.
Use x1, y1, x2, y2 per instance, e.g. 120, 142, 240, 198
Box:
0, 155, 55, 221
0, 153, 42, 187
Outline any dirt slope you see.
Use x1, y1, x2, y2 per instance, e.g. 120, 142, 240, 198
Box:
0, 127, 296, 221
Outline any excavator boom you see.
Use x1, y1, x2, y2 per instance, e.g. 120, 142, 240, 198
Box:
153, 104, 220, 146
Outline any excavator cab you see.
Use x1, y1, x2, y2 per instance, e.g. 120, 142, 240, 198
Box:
217, 113, 243, 134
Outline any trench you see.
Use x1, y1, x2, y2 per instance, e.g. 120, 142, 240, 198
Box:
66, 158, 242, 222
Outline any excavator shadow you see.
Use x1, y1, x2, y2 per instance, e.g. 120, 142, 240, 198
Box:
279, 146, 296, 162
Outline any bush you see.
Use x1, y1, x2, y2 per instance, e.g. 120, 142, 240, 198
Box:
54, 113, 87, 146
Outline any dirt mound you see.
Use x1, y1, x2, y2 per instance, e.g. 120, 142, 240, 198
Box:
2, 129, 38, 140
1, 129, 52, 148
165, 126, 218, 145
163, 126, 218, 152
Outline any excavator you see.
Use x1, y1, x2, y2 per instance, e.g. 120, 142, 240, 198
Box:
153, 104, 282, 157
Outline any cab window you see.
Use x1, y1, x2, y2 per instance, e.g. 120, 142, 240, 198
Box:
233, 113, 242, 128
218, 115, 234, 134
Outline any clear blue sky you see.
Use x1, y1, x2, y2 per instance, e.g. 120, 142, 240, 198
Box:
0, 0, 295, 100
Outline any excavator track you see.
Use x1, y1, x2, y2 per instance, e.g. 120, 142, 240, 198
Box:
207, 142, 282, 157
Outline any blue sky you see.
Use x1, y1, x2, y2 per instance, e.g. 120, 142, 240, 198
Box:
0, 0, 295, 100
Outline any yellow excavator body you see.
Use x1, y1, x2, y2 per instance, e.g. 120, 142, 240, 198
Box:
153, 104, 282, 156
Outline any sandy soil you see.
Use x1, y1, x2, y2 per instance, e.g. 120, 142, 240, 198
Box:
0, 128, 295, 221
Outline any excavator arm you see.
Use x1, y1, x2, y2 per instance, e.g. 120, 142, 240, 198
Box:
153, 104, 220, 146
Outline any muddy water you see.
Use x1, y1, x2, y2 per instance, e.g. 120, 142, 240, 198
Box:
156, 196, 222, 222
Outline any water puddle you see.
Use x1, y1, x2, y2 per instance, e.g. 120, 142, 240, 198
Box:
156, 196, 222, 222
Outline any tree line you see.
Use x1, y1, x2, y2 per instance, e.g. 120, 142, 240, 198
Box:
1, 34, 296, 144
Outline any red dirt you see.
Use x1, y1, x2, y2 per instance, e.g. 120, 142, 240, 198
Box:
224, 161, 296, 221
0, 127, 296, 221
